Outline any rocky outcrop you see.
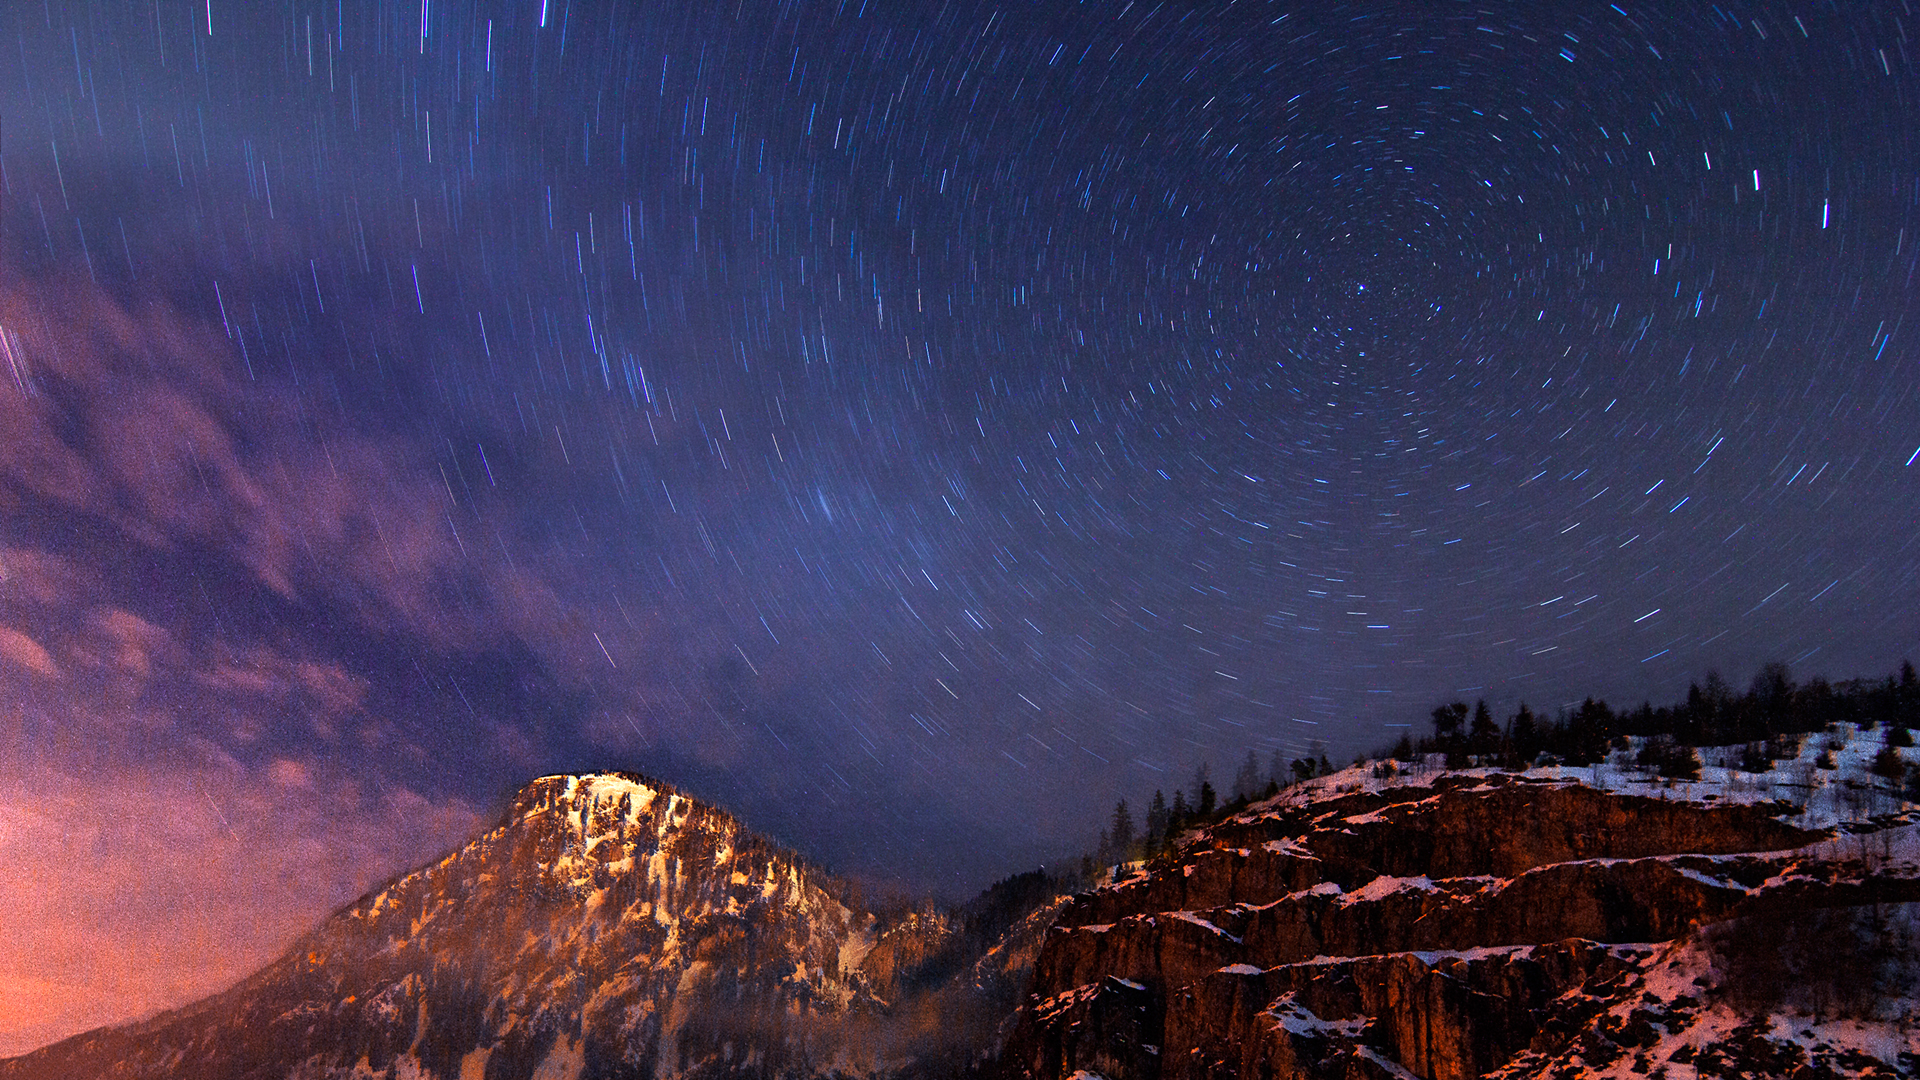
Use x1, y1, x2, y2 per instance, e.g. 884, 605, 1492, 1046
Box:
1003, 770, 1920, 1080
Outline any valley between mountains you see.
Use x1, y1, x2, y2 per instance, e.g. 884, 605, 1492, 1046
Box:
5, 729, 1918, 1080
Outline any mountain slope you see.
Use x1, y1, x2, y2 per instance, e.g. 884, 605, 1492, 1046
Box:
1003, 739, 1920, 1079
0, 772, 1048, 1080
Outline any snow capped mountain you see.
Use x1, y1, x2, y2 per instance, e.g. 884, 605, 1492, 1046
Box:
0, 772, 1048, 1080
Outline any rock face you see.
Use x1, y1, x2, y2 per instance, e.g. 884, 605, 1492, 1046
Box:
1002, 770, 1920, 1080
0, 772, 1056, 1080
7, 763, 1917, 1079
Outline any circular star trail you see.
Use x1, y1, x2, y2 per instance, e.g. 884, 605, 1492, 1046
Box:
0, 0, 1916, 929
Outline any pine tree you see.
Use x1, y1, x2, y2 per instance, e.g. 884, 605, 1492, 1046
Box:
1169, 790, 1189, 836
1190, 763, 1213, 814
1566, 698, 1615, 766
1898, 658, 1919, 725
1678, 682, 1707, 745
1703, 670, 1734, 742
1109, 799, 1135, 860
1750, 661, 1794, 737
1666, 744, 1702, 781
1197, 779, 1217, 819
1469, 699, 1499, 756
1145, 790, 1169, 851
1507, 703, 1537, 767
1232, 750, 1261, 802
1431, 701, 1468, 743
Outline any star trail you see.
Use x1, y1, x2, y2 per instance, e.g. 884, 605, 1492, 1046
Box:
0, 0, 1916, 1052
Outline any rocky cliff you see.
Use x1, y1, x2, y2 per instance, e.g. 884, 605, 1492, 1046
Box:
1002, 765, 1920, 1079
7, 754, 1917, 1080
0, 772, 1054, 1080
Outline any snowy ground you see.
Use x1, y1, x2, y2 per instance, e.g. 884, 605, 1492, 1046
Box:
1253, 722, 1916, 832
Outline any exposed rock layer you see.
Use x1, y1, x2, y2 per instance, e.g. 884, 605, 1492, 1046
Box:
1002, 771, 1920, 1080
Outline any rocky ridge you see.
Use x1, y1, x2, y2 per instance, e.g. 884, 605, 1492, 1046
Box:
7, 738, 1920, 1080
1002, 751, 1920, 1080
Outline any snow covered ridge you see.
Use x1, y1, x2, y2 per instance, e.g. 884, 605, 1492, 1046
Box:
1237, 721, 1917, 831
1005, 735, 1920, 1080
0, 770, 1064, 1080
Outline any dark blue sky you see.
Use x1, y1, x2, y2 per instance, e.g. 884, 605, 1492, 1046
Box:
0, 0, 1916, 1051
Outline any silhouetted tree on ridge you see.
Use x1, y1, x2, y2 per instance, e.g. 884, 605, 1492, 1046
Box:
1376, 659, 1920, 781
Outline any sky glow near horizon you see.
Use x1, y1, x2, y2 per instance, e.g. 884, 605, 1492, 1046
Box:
0, 0, 1916, 1056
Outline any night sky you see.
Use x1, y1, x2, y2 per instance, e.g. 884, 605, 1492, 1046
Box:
1, 0, 1917, 1054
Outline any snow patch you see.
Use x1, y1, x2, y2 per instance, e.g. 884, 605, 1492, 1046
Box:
1168, 911, 1243, 943
1340, 874, 1437, 904
1263, 994, 1367, 1039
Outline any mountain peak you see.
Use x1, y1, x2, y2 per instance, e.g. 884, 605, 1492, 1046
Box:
0, 765, 1050, 1080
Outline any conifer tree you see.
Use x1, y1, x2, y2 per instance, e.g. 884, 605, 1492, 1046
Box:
1232, 750, 1261, 802
1431, 701, 1469, 743
1190, 763, 1214, 817
1109, 799, 1134, 860
1507, 703, 1538, 767
1145, 790, 1169, 851
1469, 699, 1499, 756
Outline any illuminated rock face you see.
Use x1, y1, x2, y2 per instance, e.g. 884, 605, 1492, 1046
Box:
1002, 770, 1920, 1080
0, 772, 1051, 1080
6, 765, 1917, 1079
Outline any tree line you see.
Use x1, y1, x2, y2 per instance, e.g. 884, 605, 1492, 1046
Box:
1384, 660, 1919, 785
1079, 660, 1920, 878
1080, 743, 1343, 875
